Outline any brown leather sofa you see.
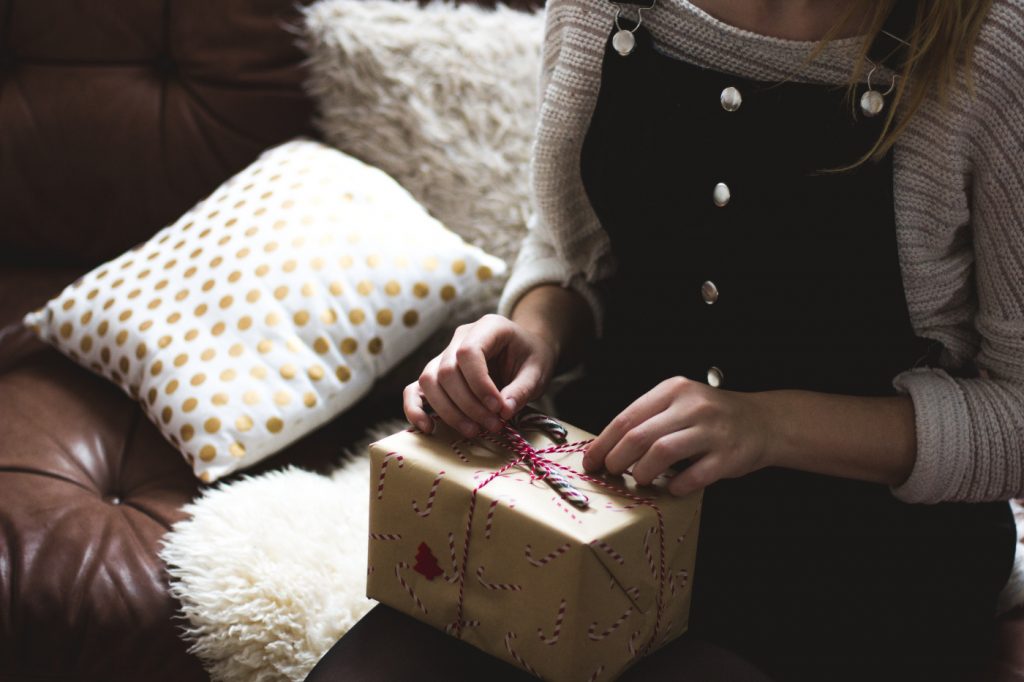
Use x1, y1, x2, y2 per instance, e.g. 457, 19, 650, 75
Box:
0, 1, 1022, 680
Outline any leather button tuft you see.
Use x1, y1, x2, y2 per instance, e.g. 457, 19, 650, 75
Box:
155, 54, 176, 76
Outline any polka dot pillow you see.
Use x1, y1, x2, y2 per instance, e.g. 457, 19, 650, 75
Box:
24, 138, 506, 483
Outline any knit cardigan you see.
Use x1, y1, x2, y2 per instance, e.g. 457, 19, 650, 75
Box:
496, 0, 1024, 504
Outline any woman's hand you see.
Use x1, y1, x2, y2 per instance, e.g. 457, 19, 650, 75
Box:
582, 376, 777, 497
403, 313, 559, 438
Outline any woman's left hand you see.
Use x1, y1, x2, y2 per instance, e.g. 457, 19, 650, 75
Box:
581, 375, 777, 497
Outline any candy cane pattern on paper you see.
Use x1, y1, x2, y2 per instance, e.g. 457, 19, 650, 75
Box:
411, 470, 445, 518
525, 542, 571, 567
441, 532, 460, 583
627, 629, 642, 657
476, 565, 523, 591
551, 495, 582, 524
484, 496, 516, 540
445, 619, 480, 635
504, 632, 540, 677
642, 527, 658, 578
668, 568, 689, 596
395, 562, 428, 615
603, 499, 641, 513
537, 598, 567, 645
587, 607, 632, 641
587, 665, 605, 682
369, 532, 402, 541
589, 539, 625, 565
375, 452, 404, 499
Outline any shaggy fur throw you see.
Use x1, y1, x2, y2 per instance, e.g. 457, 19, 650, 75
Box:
160, 418, 406, 682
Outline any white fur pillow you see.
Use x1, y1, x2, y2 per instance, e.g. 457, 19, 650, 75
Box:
301, 0, 544, 277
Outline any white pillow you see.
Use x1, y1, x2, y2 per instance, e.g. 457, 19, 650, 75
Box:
24, 139, 506, 483
301, 0, 544, 276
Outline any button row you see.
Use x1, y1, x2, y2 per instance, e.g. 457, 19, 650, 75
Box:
704, 86, 740, 388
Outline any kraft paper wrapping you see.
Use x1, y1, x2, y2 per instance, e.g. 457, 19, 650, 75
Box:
366, 416, 702, 682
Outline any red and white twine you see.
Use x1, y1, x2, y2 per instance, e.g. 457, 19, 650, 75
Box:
443, 418, 671, 658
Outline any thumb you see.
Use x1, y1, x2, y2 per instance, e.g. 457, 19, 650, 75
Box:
498, 358, 545, 421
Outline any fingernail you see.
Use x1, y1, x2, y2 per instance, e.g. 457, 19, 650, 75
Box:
505, 397, 517, 412
485, 396, 500, 412
460, 421, 479, 438
486, 417, 502, 432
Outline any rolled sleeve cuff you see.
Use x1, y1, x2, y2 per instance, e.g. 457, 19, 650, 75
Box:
889, 367, 972, 504
497, 255, 605, 339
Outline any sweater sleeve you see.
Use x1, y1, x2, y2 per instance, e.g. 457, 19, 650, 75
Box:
496, 212, 607, 336
889, 4, 1024, 503
496, 0, 617, 338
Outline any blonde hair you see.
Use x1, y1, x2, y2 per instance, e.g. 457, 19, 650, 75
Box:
820, 1, 994, 165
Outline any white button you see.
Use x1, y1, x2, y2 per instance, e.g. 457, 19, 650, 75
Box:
707, 366, 724, 388
860, 90, 885, 117
720, 86, 742, 112
701, 280, 719, 304
713, 182, 731, 207
612, 29, 636, 57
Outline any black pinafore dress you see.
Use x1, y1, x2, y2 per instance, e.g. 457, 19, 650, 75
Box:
553, 9, 1017, 681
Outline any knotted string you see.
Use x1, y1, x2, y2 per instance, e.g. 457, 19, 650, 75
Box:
443, 415, 669, 658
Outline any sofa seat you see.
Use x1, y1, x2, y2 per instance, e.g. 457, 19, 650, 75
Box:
0, 266, 403, 679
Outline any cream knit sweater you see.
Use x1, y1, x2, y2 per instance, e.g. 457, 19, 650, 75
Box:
496, 0, 1024, 504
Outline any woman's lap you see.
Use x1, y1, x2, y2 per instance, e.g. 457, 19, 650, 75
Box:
686, 467, 1016, 680
552, 381, 1017, 681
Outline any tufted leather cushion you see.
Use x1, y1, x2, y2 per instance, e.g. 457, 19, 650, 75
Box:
0, 266, 404, 679
0, 0, 325, 677
0, 0, 315, 267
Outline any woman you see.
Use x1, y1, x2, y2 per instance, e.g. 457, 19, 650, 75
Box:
403, 1, 1023, 679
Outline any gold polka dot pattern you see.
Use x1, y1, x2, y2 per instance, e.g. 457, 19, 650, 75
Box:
23, 139, 506, 483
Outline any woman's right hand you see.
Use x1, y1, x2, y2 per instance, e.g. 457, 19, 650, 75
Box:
403, 313, 558, 438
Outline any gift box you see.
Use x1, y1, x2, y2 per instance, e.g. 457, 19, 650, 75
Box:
366, 412, 703, 682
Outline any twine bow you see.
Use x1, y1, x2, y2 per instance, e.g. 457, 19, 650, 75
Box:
435, 411, 670, 659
